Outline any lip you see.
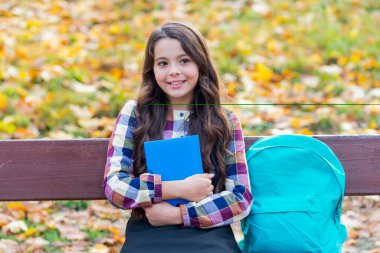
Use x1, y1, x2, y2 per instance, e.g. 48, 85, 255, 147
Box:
167, 80, 186, 85
167, 80, 187, 90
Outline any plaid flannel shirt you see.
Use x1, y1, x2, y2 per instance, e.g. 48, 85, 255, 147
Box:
103, 100, 252, 229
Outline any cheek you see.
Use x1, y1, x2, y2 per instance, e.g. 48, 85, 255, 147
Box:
153, 68, 165, 82
185, 64, 199, 79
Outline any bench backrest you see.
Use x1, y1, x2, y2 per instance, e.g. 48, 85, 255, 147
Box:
0, 136, 379, 201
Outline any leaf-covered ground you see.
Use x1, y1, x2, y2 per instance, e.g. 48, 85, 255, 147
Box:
1, 0, 379, 252
1, 197, 380, 253
0, 201, 129, 252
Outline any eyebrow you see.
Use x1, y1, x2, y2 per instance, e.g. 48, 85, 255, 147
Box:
154, 54, 189, 62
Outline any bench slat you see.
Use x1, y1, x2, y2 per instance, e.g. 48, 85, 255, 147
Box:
0, 136, 379, 201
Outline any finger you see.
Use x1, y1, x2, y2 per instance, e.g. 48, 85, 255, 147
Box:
201, 173, 215, 178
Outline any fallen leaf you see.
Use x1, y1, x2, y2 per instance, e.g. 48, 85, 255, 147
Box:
2, 220, 28, 234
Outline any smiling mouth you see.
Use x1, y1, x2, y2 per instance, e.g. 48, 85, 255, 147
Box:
167, 80, 186, 86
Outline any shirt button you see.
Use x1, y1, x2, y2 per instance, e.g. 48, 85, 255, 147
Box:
180, 112, 184, 117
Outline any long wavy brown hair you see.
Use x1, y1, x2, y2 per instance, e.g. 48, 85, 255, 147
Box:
133, 21, 232, 193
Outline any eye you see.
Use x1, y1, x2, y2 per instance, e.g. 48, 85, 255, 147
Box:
180, 58, 191, 64
157, 61, 167, 66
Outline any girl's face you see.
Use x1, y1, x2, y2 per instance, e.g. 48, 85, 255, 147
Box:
153, 38, 199, 109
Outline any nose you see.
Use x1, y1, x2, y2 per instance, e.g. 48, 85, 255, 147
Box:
169, 64, 180, 76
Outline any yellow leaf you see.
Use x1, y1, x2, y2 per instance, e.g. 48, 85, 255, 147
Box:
25, 19, 42, 29
22, 228, 38, 238
90, 59, 101, 69
0, 93, 7, 111
310, 53, 323, 65
237, 40, 251, 56
114, 234, 125, 244
260, 89, 272, 98
58, 23, 69, 34
131, 41, 145, 51
364, 59, 379, 69
15, 47, 28, 59
89, 244, 109, 253
29, 68, 40, 79
110, 68, 123, 81
50, 5, 62, 14
266, 39, 280, 53
15, 128, 27, 136
110, 24, 120, 35
293, 83, 304, 91
349, 29, 359, 40
252, 63, 273, 82
108, 226, 119, 235
298, 128, 313, 135
16, 87, 28, 98
290, 118, 301, 129
19, 70, 29, 81
0, 42, 4, 58
46, 92, 55, 102
226, 82, 237, 98
0, 122, 16, 134
274, 15, 290, 25
324, 84, 334, 93
282, 69, 292, 79
47, 223, 56, 229
96, 244, 106, 249
356, 74, 368, 85
68, 44, 82, 58
350, 51, 362, 64
7, 202, 27, 212
338, 57, 348, 66
91, 130, 104, 138
99, 38, 113, 49
304, 116, 314, 124
369, 120, 377, 129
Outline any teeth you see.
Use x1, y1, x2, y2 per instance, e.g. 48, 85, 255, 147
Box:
169, 81, 185, 85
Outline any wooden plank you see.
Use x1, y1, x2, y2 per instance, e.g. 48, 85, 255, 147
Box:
0, 139, 108, 201
0, 136, 379, 201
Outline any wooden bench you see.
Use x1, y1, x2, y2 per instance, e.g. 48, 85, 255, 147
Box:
0, 135, 379, 201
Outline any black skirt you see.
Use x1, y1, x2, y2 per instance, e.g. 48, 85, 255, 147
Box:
120, 217, 241, 253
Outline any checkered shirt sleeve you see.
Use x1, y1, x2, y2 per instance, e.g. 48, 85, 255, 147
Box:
102, 100, 162, 209
179, 111, 253, 228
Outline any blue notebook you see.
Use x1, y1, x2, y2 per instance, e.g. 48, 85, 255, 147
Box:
144, 135, 204, 206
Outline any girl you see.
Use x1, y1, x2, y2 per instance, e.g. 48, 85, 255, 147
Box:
103, 21, 252, 253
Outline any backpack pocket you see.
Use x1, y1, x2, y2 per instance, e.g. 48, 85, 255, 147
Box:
243, 201, 323, 253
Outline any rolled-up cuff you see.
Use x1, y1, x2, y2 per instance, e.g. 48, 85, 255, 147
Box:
153, 174, 162, 203
139, 173, 162, 204
179, 204, 191, 227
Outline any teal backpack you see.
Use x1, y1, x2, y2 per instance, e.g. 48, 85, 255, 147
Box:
240, 135, 347, 253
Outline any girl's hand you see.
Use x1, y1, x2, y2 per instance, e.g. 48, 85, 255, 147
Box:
181, 173, 214, 202
144, 202, 183, 226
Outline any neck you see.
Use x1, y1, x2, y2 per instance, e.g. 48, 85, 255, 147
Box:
169, 104, 192, 111
168, 97, 193, 111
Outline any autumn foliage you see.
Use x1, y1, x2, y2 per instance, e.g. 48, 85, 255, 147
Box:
0, 1, 380, 252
